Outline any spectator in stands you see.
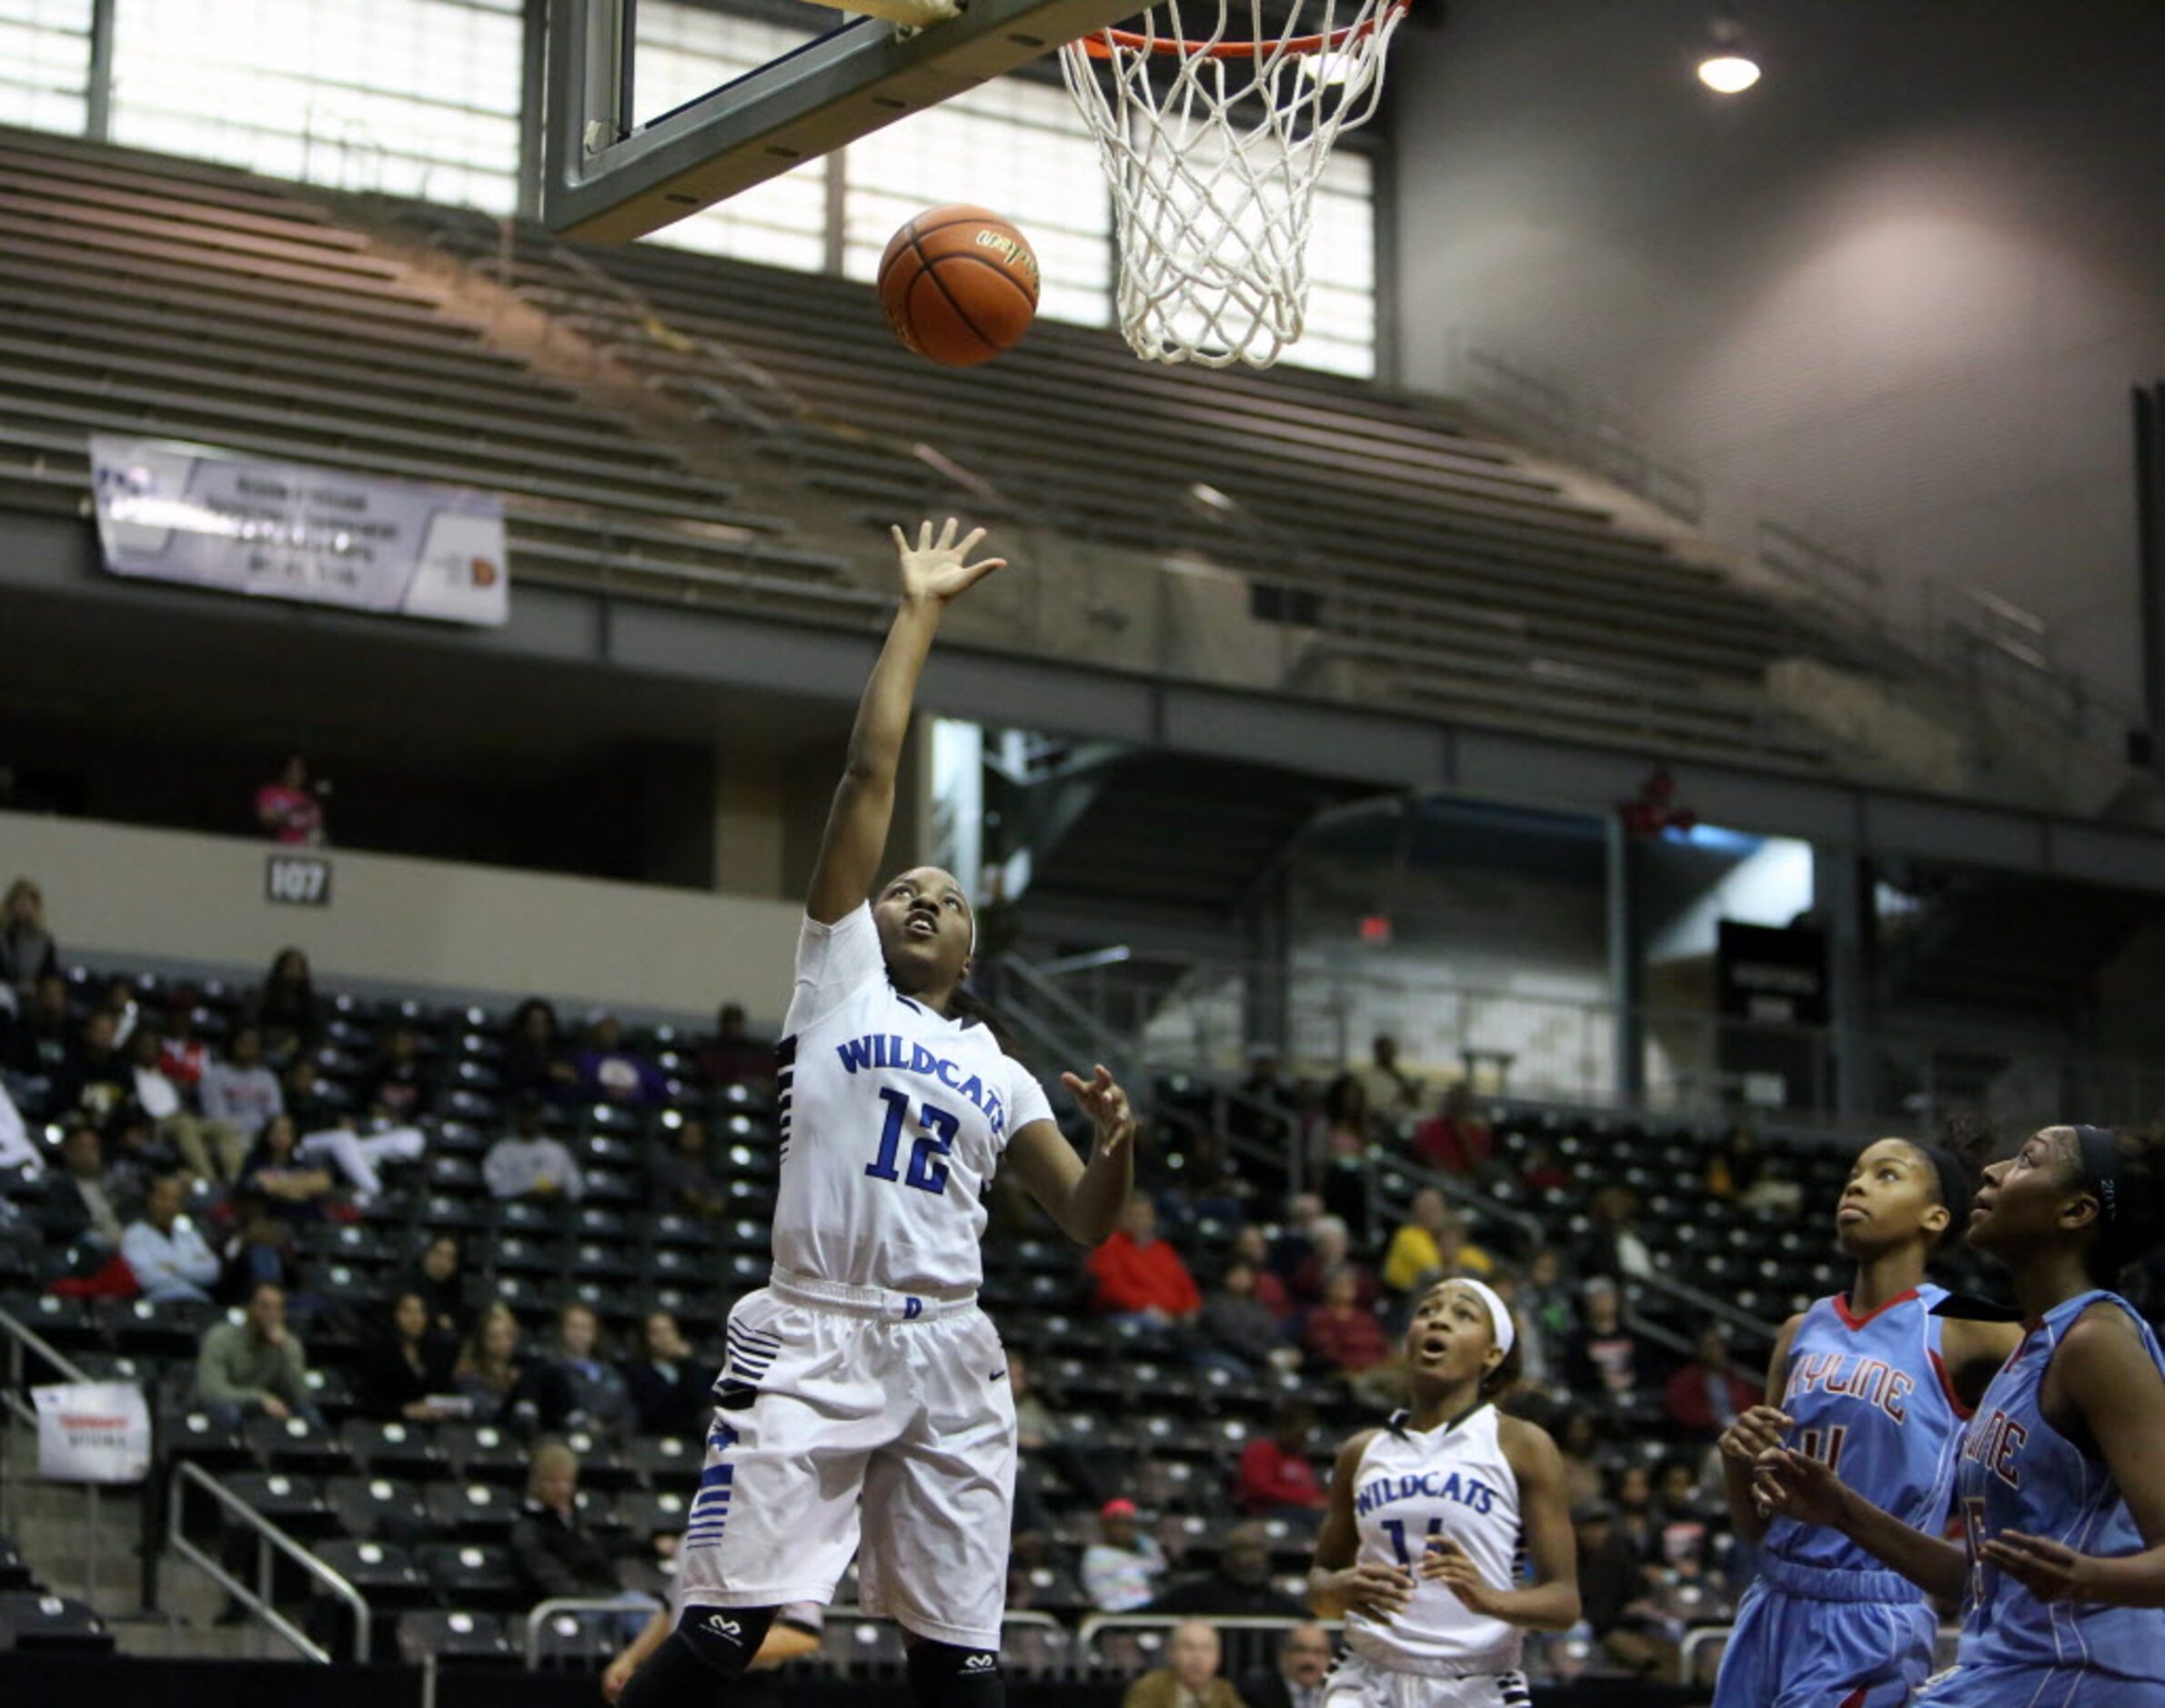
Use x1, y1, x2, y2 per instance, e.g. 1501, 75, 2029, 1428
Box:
485, 1100, 585, 1202
1380, 1189, 1494, 1303
1576, 1185, 1655, 1281
573, 1014, 669, 1108
0, 879, 58, 1008
1289, 1216, 1376, 1310
501, 997, 579, 1104
215, 1189, 309, 1304
1236, 1622, 1334, 1708
38, 1122, 127, 1253
363, 1023, 434, 1122
1660, 1324, 1757, 1438
101, 1106, 171, 1208
1121, 1619, 1242, 1708
456, 1301, 549, 1433
650, 1116, 727, 1220
58, 1008, 131, 1125
1303, 1267, 1390, 1379
1518, 1139, 1570, 1196
1197, 1257, 1298, 1377
121, 1174, 220, 1302
294, 1108, 424, 1205
1231, 1223, 1294, 1321
509, 1440, 627, 1604
1351, 1032, 1422, 1124
193, 1280, 324, 1429
279, 1056, 338, 1133
1154, 1521, 1304, 1616
1483, 1262, 1551, 1387
1566, 1277, 1640, 1398
1230, 1044, 1298, 1153
199, 1024, 285, 1145
236, 1115, 338, 1216
0, 1078, 30, 1175
157, 1000, 210, 1091
5, 970, 75, 1106
1087, 1192, 1202, 1328
248, 948, 322, 1064
129, 1027, 245, 1183
544, 1301, 634, 1436
1555, 1412, 1606, 1509
405, 1232, 468, 1343
358, 1291, 458, 1422
1082, 1497, 1167, 1613
1522, 1245, 1577, 1346
1706, 1120, 1804, 1216
256, 754, 327, 847
1316, 1075, 1373, 1161
697, 1001, 771, 1090
623, 1309, 705, 1438
99, 976, 142, 1050
1569, 1500, 1671, 1677
1412, 1082, 1495, 1177
1234, 1400, 1326, 1521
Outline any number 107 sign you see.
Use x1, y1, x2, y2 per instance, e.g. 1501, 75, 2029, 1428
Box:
267, 854, 332, 908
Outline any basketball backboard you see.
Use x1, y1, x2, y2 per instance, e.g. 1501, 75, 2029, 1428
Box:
540, 0, 1143, 242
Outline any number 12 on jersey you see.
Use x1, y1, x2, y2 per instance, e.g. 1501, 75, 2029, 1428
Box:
867, 1087, 957, 1195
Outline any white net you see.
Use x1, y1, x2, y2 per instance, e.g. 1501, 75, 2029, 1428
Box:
1059, 0, 1405, 368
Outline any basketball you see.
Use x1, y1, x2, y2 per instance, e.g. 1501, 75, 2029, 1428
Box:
877, 205, 1040, 367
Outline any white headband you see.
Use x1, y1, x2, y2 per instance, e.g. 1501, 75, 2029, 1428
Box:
1444, 1279, 1516, 1358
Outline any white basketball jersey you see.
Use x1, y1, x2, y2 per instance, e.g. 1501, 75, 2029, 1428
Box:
772, 905, 1052, 1297
1345, 1404, 1525, 1676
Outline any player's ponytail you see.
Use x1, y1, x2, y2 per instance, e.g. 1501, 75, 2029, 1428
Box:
946, 982, 1024, 1061
2079, 1114, 2165, 1285
1917, 1111, 2000, 1251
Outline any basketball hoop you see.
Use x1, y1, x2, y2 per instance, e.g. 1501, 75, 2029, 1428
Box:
1059, 0, 1408, 369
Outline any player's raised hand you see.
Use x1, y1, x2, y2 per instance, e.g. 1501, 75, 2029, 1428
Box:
1751, 1445, 1848, 1528
1979, 1531, 2099, 1603
1717, 1404, 1793, 1465
1321, 1561, 1415, 1623
1060, 1064, 1136, 1160
1420, 1536, 1505, 1617
891, 517, 1007, 606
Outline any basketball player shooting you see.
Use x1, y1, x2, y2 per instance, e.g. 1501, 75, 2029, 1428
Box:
619, 518, 1139, 1708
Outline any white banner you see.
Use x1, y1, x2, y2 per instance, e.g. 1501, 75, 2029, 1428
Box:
33, 1381, 153, 1484
89, 435, 509, 627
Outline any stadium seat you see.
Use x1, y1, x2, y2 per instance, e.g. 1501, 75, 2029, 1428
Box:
398, 1608, 518, 1663
220, 1471, 337, 1534
423, 1482, 520, 1540
340, 1419, 449, 1481
0, 1592, 114, 1653
442, 1423, 529, 1486
415, 1542, 524, 1609
244, 1413, 348, 1475
0, 1536, 34, 1592
313, 1538, 432, 1608
327, 1475, 431, 1542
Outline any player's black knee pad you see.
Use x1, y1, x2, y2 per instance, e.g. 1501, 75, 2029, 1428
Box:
905, 1638, 1004, 1708
616, 1605, 777, 1708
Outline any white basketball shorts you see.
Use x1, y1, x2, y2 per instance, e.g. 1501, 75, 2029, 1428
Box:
677, 1269, 1018, 1650
1324, 1651, 1535, 1708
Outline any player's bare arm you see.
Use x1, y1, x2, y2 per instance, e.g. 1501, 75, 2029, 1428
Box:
1979, 1304, 2165, 1608
1752, 1442, 1968, 1603
1308, 1430, 1414, 1622
1003, 1064, 1136, 1246
1717, 1311, 1800, 1543
1418, 1416, 1579, 1631
806, 518, 1008, 925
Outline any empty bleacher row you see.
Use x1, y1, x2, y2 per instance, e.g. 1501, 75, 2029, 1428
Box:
0, 125, 863, 625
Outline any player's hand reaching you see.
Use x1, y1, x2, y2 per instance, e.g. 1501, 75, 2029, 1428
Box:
891, 517, 1007, 607
1717, 1403, 1793, 1465
1979, 1531, 2100, 1603
1421, 1536, 1505, 1618
601, 1653, 637, 1701
1320, 1561, 1415, 1624
1752, 1445, 1848, 1528
1060, 1064, 1136, 1160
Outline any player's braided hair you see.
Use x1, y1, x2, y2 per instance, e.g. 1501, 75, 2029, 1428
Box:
945, 982, 1023, 1060
1914, 1111, 2000, 1250
2079, 1114, 2165, 1285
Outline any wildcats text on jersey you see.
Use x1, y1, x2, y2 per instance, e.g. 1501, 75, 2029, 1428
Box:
1354, 1468, 1505, 1518
836, 1033, 1011, 1137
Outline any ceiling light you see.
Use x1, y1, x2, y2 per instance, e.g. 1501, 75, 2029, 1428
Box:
1697, 11, 1760, 94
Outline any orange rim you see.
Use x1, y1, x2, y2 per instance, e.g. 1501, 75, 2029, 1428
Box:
1077, 0, 1406, 59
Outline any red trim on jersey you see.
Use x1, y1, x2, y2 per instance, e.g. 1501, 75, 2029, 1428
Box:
1838, 1690, 1868, 1708
1928, 1348, 1974, 1420
1832, 1287, 1918, 1331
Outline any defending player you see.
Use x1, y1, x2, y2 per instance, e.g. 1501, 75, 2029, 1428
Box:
1757, 1120, 2165, 1704
1310, 1278, 1579, 1708
619, 519, 1138, 1708
1711, 1133, 2020, 1707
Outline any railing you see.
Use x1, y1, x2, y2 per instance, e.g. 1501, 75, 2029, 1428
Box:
522, 1592, 664, 1670
166, 1458, 372, 1663
0, 1303, 109, 1597
1074, 1613, 1343, 1682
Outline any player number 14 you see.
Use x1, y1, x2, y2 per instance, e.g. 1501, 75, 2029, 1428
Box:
867, 1087, 958, 1195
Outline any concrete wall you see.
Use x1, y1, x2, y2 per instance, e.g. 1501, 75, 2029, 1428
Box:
1393, 0, 2165, 707
0, 809, 805, 1025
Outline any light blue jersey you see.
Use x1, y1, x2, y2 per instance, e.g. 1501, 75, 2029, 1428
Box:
1714, 1285, 1965, 1708
1929, 1290, 2165, 1699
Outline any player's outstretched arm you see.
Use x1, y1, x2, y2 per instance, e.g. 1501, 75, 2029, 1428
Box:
1004, 1065, 1136, 1246
1753, 1445, 1967, 1602
806, 518, 1007, 924
1717, 1311, 1799, 1544
1419, 1418, 1580, 1631
1979, 1304, 2165, 1608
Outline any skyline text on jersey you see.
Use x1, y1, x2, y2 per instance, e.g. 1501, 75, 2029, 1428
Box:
838, 1032, 1012, 1138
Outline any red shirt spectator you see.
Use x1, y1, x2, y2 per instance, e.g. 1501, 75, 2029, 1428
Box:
1236, 1417, 1326, 1515
1289, 1216, 1377, 1310
1662, 1326, 1759, 1435
257, 755, 326, 846
1087, 1197, 1201, 1320
1304, 1271, 1390, 1372
1412, 1085, 1493, 1176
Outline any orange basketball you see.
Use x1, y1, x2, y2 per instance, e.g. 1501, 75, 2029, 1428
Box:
877, 205, 1040, 367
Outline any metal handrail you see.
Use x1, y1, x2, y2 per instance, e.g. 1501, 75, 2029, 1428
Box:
1075, 1613, 1344, 1681
522, 1592, 664, 1669
0, 1303, 107, 1590
166, 1458, 371, 1663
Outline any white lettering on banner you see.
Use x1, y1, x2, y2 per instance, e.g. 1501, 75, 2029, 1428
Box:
89, 435, 509, 628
